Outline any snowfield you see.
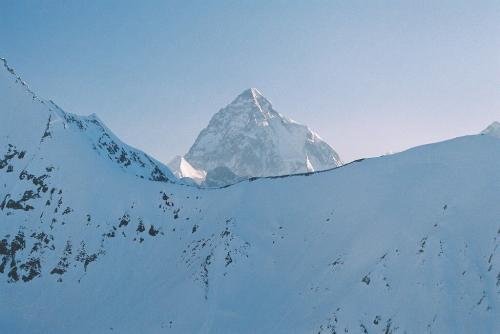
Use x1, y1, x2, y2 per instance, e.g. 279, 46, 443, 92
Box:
1, 59, 499, 333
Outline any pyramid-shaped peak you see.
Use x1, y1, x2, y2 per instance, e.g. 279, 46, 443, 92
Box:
185, 87, 342, 180
233, 87, 271, 105
238, 87, 263, 99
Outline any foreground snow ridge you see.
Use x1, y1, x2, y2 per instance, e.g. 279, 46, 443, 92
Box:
1, 59, 500, 333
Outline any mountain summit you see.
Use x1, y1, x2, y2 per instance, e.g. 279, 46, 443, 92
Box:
184, 88, 341, 181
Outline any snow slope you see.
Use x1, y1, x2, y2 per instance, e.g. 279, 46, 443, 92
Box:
184, 88, 342, 180
1, 60, 500, 333
167, 155, 206, 184
482, 121, 500, 138
0, 58, 175, 184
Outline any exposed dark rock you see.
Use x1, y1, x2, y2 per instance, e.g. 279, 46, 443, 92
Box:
148, 225, 159, 236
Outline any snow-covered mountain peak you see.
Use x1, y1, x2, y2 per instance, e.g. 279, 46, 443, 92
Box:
184, 88, 341, 180
0, 58, 175, 183
238, 87, 263, 99
234, 87, 266, 103
481, 121, 500, 138
167, 155, 206, 184
240, 87, 269, 107
227, 88, 277, 121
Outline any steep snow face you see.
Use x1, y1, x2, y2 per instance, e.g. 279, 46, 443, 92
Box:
167, 155, 206, 184
184, 88, 341, 178
0, 58, 175, 183
1, 62, 500, 333
482, 121, 500, 138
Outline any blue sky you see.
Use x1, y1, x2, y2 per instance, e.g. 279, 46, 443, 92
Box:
2, 1, 500, 163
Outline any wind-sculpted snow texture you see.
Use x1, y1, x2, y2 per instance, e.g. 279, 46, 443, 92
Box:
185, 88, 342, 179
1, 59, 500, 333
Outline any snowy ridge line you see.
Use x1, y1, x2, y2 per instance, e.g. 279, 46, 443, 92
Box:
0, 57, 176, 183
208, 158, 366, 189
1, 57, 39, 100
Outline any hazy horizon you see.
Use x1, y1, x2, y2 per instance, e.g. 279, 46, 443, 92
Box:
2, 1, 499, 164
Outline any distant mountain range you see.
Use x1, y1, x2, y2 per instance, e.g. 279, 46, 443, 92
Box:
1, 58, 500, 333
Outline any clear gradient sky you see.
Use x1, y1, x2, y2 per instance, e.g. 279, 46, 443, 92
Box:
2, 1, 500, 163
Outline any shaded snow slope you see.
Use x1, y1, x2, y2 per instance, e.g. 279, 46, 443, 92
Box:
1, 61, 500, 333
203, 166, 244, 188
482, 121, 500, 138
184, 88, 341, 180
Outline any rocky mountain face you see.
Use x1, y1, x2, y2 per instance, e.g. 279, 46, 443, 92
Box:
183, 88, 341, 184
1, 60, 500, 333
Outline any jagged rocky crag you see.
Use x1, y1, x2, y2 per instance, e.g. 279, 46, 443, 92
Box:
1, 59, 500, 333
